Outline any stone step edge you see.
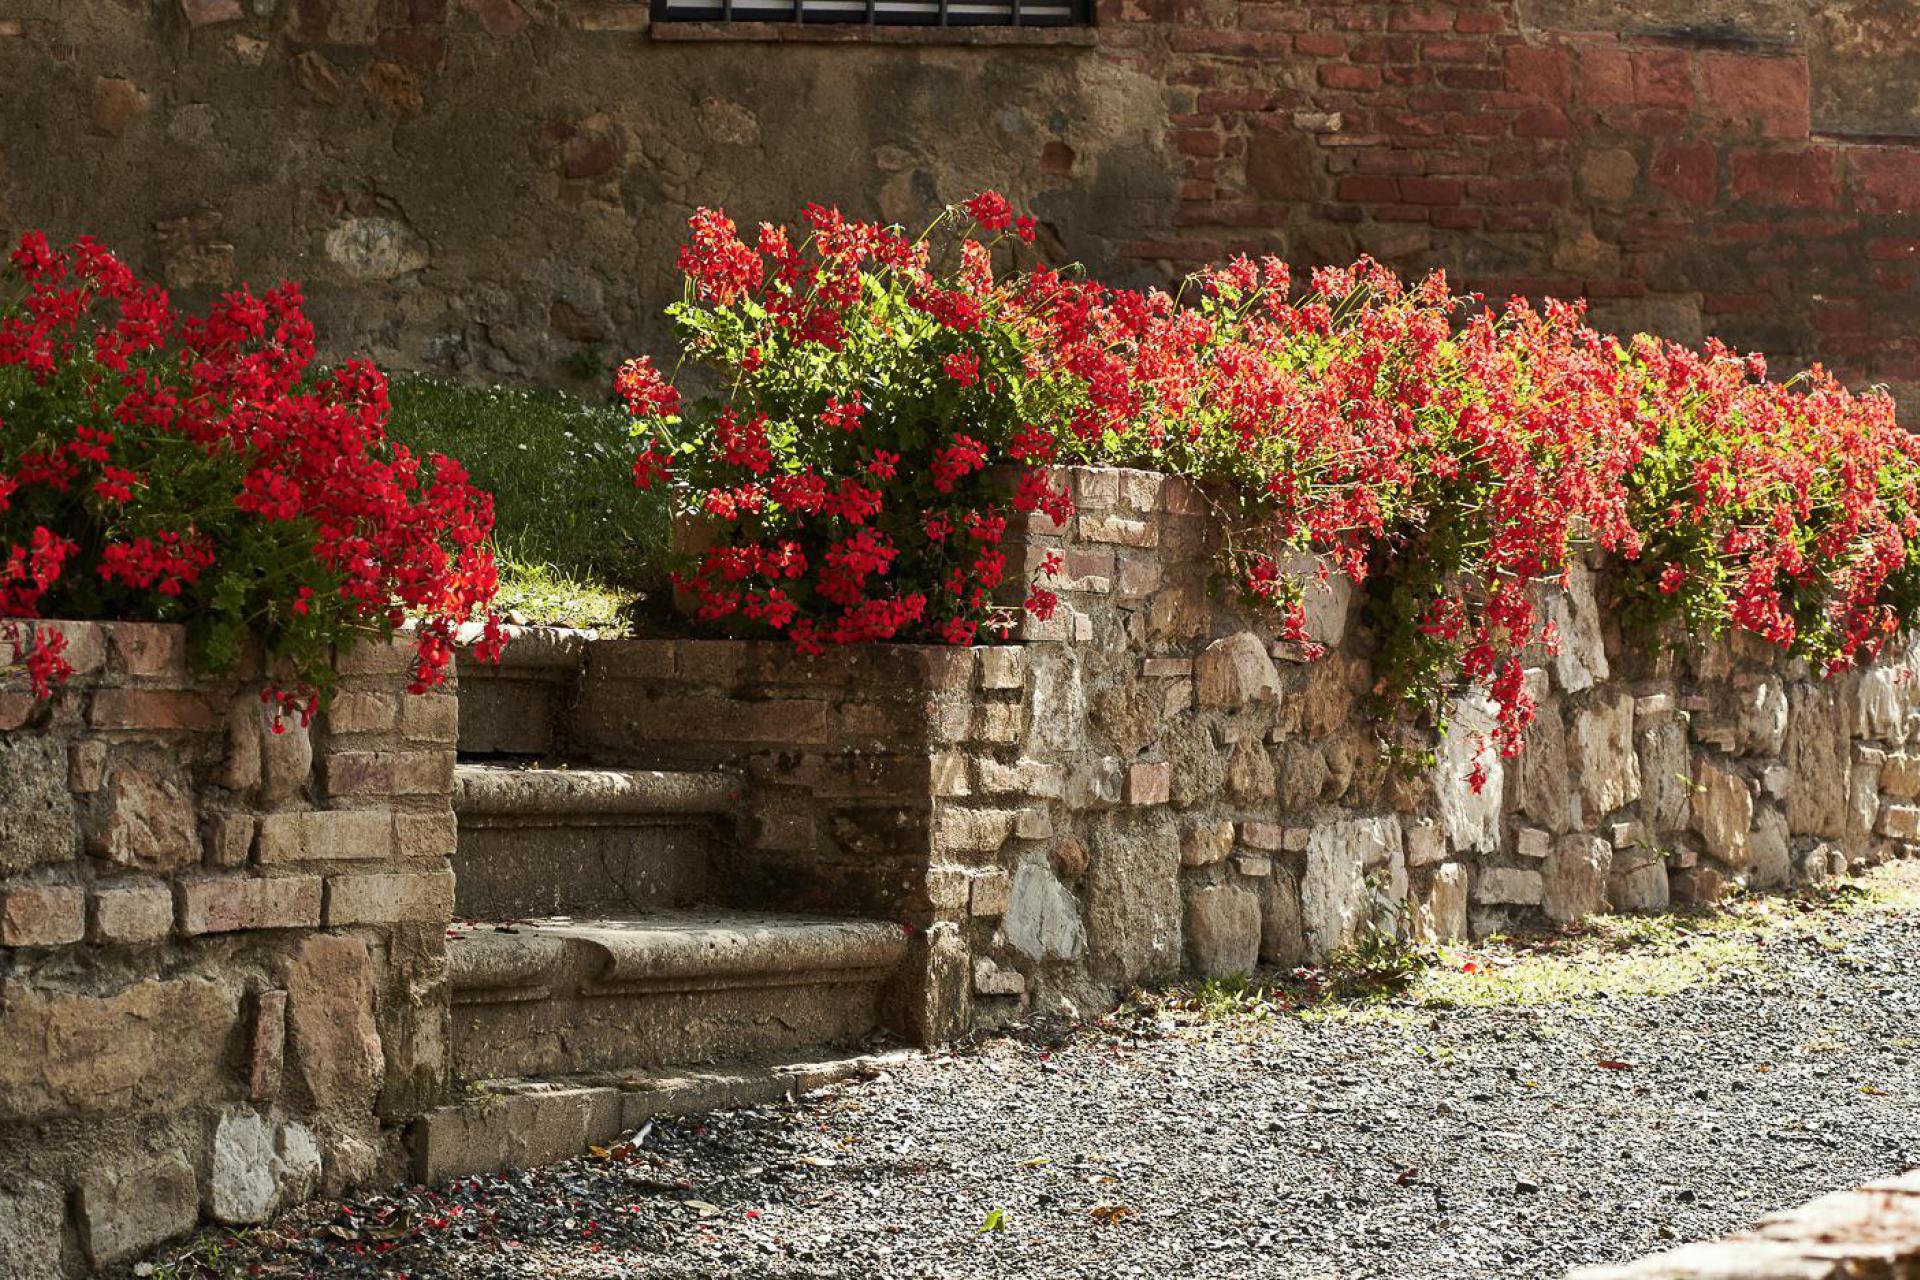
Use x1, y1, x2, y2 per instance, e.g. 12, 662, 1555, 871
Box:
454, 624, 595, 672
409, 1049, 919, 1184
447, 914, 911, 996
453, 762, 737, 819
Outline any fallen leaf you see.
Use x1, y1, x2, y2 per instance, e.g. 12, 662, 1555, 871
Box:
1596, 1060, 1636, 1071
1089, 1203, 1135, 1225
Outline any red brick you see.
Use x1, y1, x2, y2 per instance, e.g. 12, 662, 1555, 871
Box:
1453, 9, 1505, 33
1730, 147, 1839, 210
180, 0, 244, 24
1294, 32, 1346, 56
1337, 175, 1401, 202
1172, 129, 1223, 158
1649, 142, 1717, 207
1400, 176, 1465, 204
1388, 5, 1453, 32
1355, 148, 1427, 175
1850, 147, 1920, 215
1868, 238, 1920, 262
1504, 45, 1571, 103
1577, 44, 1690, 111
1319, 63, 1383, 91
1697, 51, 1810, 139
1514, 106, 1573, 138
1422, 39, 1484, 64
1468, 176, 1571, 205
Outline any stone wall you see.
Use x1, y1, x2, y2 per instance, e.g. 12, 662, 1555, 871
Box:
2, 2, 1917, 413
551, 466, 1917, 1028
0, 623, 457, 1276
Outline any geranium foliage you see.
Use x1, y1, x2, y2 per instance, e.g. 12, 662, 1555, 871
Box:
627, 194, 1920, 770
0, 233, 503, 720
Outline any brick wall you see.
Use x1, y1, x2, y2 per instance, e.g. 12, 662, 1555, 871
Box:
0, 624, 457, 1275
2, 2, 1914, 414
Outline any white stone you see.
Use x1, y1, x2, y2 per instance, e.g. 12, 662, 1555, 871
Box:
277, 1122, 323, 1203
324, 216, 429, 281
212, 1107, 279, 1224
1302, 817, 1400, 959
1749, 805, 1791, 889
1404, 819, 1446, 867
1516, 827, 1552, 859
1277, 550, 1354, 650
1001, 859, 1085, 962
1546, 560, 1609, 692
1573, 689, 1640, 821
1434, 693, 1504, 854
973, 956, 1027, 997
1735, 675, 1788, 755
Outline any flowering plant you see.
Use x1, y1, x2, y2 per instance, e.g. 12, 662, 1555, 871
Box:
0, 233, 503, 720
620, 196, 1072, 650
627, 194, 1920, 778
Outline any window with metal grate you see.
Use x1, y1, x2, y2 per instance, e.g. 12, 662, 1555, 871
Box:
651, 0, 1089, 28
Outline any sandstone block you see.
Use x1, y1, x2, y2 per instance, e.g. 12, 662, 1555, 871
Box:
0, 882, 85, 947
322, 868, 454, 925
328, 690, 397, 734
1236, 820, 1284, 854
1303, 817, 1399, 959
973, 956, 1027, 997
107, 621, 186, 676
1185, 885, 1261, 977
1750, 805, 1792, 888
256, 809, 393, 863
1412, 864, 1470, 944
177, 873, 322, 934
1434, 694, 1503, 853
1124, 760, 1172, 806
247, 989, 287, 1101
1574, 688, 1640, 820
92, 765, 198, 870
1085, 820, 1182, 986
88, 688, 217, 731
400, 693, 458, 742
969, 869, 1012, 917
1692, 760, 1753, 866
1404, 819, 1446, 866
1194, 631, 1281, 709
89, 880, 174, 944
977, 647, 1026, 690
283, 934, 383, 1112
1259, 872, 1307, 966
1608, 849, 1670, 912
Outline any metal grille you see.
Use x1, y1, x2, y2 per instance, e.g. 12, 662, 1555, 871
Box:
652, 0, 1088, 29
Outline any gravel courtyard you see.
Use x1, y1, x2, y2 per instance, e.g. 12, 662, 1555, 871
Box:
148, 865, 1920, 1280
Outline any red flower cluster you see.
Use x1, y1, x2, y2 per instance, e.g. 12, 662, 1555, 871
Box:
0, 233, 503, 717
624, 199, 1069, 652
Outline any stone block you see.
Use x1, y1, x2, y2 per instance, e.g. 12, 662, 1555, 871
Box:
1574, 689, 1640, 820
177, 873, 322, 934
1404, 819, 1446, 866
327, 690, 397, 734
969, 869, 1012, 917
1516, 827, 1552, 859
1412, 864, 1469, 944
400, 693, 458, 742
89, 880, 174, 944
1185, 885, 1260, 977
256, 809, 393, 863
1124, 760, 1172, 806
247, 989, 287, 1101
1195, 631, 1281, 709
1236, 820, 1284, 854
394, 811, 458, 861
1303, 817, 1398, 959
282, 934, 383, 1111
1473, 867, 1545, 906
322, 868, 454, 925
107, 622, 187, 677
1692, 760, 1753, 867
0, 1178, 65, 1279
1234, 854, 1272, 878
930, 751, 970, 798
67, 739, 107, 793
92, 765, 198, 870
0, 882, 85, 947
1014, 806, 1053, 840
88, 688, 218, 731
972, 956, 1027, 997
326, 749, 454, 797
1002, 858, 1086, 961
1085, 820, 1182, 986
1259, 872, 1306, 966
75, 1154, 198, 1265
977, 647, 1026, 690
1878, 803, 1920, 839
1434, 694, 1504, 853
1608, 849, 1670, 912
0, 736, 79, 876
1544, 835, 1612, 924
933, 806, 1017, 857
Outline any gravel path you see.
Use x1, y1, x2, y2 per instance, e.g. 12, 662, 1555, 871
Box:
152, 867, 1920, 1280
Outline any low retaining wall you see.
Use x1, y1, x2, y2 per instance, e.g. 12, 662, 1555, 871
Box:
554, 466, 1917, 1028
0, 623, 456, 1275
1571, 1169, 1920, 1279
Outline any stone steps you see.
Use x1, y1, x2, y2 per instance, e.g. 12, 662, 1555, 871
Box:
410, 1049, 916, 1184
445, 911, 909, 1080
452, 762, 735, 919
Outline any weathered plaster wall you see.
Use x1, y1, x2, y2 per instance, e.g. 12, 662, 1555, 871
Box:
2, 2, 1917, 408
0, 625, 457, 1276
552, 467, 1917, 1032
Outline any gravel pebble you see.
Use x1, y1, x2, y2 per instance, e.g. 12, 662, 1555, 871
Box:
144, 873, 1920, 1280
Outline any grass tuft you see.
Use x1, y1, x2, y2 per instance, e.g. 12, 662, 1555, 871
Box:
382, 377, 669, 628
